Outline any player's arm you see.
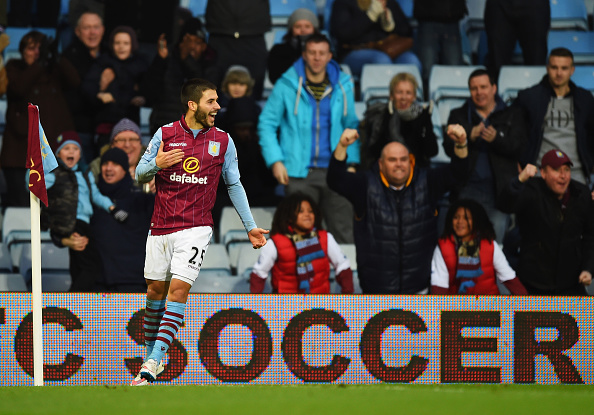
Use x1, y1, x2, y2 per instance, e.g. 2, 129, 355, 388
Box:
223, 136, 269, 248
135, 129, 184, 183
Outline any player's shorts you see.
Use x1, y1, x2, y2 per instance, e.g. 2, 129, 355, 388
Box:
144, 226, 213, 285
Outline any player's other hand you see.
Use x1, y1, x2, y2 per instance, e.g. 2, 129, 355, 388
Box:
155, 140, 184, 169
249, 228, 270, 249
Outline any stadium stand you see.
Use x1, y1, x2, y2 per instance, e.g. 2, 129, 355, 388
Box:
497, 65, 547, 104
429, 65, 484, 103
0, 243, 13, 273
572, 65, 594, 93
4, 27, 57, 62
270, 0, 318, 27
360, 63, 423, 105
0, 273, 27, 291
547, 30, 594, 64
182, 0, 208, 19
19, 243, 71, 292
550, 0, 589, 31
1, 207, 52, 267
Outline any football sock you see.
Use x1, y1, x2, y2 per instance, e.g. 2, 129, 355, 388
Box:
143, 298, 166, 359
148, 301, 186, 364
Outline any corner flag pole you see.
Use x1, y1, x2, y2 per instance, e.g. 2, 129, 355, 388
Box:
30, 192, 44, 386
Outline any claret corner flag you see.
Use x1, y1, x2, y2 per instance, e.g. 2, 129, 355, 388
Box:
27, 103, 58, 206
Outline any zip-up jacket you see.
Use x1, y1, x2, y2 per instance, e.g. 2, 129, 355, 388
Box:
258, 58, 360, 178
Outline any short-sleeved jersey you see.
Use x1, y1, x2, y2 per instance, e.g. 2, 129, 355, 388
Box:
143, 116, 236, 235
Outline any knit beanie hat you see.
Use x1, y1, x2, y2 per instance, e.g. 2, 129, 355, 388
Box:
287, 8, 319, 31
54, 131, 82, 154
109, 25, 139, 52
101, 147, 130, 171
110, 118, 142, 142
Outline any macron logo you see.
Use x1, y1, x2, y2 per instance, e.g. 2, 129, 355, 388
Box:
170, 172, 208, 184
169, 142, 187, 147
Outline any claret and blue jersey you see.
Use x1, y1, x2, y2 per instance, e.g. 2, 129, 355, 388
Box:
136, 116, 242, 235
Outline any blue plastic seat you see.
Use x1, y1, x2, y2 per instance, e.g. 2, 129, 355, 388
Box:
550, 0, 588, 31
360, 63, 423, 104
429, 65, 484, 103
270, 0, 317, 27
497, 65, 547, 104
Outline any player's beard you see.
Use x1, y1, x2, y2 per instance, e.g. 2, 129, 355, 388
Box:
194, 108, 212, 129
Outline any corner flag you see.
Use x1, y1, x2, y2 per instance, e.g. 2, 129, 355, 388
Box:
27, 103, 58, 207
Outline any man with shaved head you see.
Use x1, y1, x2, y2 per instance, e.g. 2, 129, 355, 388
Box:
327, 125, 469, 294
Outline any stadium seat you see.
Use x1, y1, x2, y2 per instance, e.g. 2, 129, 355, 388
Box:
429, 65, 484, 103
360, 64, 423, 105
19, 243, 71, 292
572, 65, 594, 94
139, 106, 152, 145
0, 273, 27, 292
270, 0, 317, 27
461, 0, 486, 56
497, 65, 547, 104
183, 0, 208, 19
0, 98, 7, 134
550, 0, 589, 31
2, 207, 52, 266
235, 244, 272, 293
0, 243, 13, 272
190, 244, 236, 292
547, 31, 594, 65
354, 101, 366, 121
396, 0, 416, 27
200, 243, 232, 276
190, 273, 240, 293
329, 243, 362, 294
4, 27, 57, 62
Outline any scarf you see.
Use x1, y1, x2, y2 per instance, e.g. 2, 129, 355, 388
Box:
455, 236, 483, 294
396, 101, 424, 121
288, 227, 325, 293
97, 172, 134, 200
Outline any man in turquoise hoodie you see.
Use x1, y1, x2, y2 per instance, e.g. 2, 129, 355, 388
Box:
258, 33, 360, 243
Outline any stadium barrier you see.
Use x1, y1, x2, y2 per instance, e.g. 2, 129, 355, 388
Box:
1, 293, 593, 385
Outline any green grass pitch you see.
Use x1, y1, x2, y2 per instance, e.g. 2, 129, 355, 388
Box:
1, 384, 593, 414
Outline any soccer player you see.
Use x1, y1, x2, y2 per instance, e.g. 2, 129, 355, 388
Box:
131, 78, 269, 386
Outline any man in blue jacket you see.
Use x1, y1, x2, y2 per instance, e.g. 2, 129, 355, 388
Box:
258, 33, 360, 243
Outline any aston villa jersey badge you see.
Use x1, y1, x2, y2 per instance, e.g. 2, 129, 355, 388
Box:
208, 141, 220, 156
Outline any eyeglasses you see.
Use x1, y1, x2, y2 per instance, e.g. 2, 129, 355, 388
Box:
113, 137, 141, 144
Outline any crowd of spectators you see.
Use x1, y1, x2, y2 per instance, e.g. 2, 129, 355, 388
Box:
0, 1, 592, 297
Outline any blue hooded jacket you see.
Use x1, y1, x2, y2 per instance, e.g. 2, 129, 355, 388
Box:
258, 57, 360, 178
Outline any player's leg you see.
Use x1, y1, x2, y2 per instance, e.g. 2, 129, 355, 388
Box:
130, 234, 171, 386
141, 227, 212, 382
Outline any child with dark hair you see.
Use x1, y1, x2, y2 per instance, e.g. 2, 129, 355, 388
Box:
250, 193, 354, 294
431, 199, 527, 295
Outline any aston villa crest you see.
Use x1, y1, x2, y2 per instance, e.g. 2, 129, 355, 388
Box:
208, 140, 220, 156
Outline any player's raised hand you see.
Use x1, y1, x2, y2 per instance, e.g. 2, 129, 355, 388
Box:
249, 228, 270, 249
518, 163, 537, 183
155, 140, 184, 169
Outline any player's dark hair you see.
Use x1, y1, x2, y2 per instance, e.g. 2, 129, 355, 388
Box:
180, 78, 217, 112
468, 68, 495, 86
549, 47, 574, 65
441, 198, 496, 242
271, 192, 323, 235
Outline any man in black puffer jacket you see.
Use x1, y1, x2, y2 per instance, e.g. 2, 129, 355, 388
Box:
327, 126, 468, 294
